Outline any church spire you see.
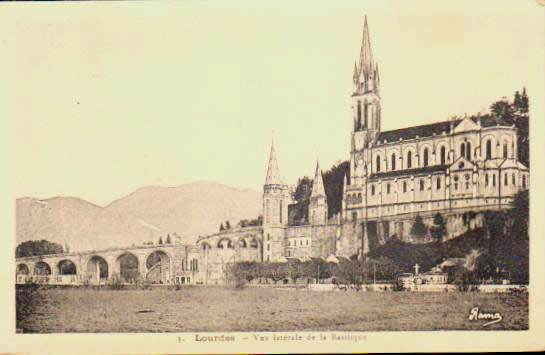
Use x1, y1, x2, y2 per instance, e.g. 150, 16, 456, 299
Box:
353, 61, 359, 82
265, 136, 283, 185
311, 160, 326, 198
359, 15, 374, 77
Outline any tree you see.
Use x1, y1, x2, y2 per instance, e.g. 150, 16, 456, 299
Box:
227, 261, 260, 284
263, 263, 287, 284
322, 160, 350, 217
286, 259, 304, 284
430, 212, 447, 241
158, 236, 163, 245
219, 223, 225, 231
293, 177, 313, 202
166, 234, 171, 244
490, 99, 515, 124
331, 258, 364, 286
410, 215, 428, 239
225, 221, 231, 230
16, 240, 64, 258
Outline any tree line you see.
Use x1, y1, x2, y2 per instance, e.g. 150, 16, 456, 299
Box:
226, 256, 400, 287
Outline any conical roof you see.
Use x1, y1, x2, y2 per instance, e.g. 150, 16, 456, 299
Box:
359, 15, 374, 77
265, 138, 284, 185
311, 160, 326, 198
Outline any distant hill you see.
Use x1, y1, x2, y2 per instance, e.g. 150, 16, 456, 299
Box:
16, 181, 262, 252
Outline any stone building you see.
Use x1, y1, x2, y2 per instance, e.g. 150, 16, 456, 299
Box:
15, 16, 529, 286
193, 15, 529, 278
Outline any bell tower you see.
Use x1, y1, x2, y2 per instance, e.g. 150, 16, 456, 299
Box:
351, 15, 381, 185
262, 137, 290, 262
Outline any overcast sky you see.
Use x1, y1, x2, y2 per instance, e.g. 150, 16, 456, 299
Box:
13, 0, 544, 206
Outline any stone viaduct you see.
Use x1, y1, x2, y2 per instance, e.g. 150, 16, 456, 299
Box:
16, 227, 264, 286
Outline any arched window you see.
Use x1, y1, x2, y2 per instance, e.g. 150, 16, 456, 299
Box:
357, 101, 362, 129
523, 175, 527, 188
391, 153, 396, 171
371, 184, 375, 195
436, 177, 441, 190
419, 180, 424, 191
512, 173, 516, 186
466, 142, 472, 161
485, 173, 489, 186
423, 148, 429, 167
460, 143, 465, 159
486, 140, 492, 160
492, 173, 496, 186
403, 181, 407, 193
440, 146, 446, 165
279, 200, 283, 224
504, 173, 508, 186
386, 183, 391, 194
503, 142, 508, 159
407, 151, 412, 169
376, 156, 381, 172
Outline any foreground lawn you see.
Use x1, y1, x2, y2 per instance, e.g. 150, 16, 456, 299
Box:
16, 286, 528, 333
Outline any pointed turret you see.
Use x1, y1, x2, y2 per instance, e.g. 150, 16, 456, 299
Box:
265, 137, 283, 185
359, 16, 374, 78
309, 160, 328, 225
353, 61, 359, 82
311, 160, 326, 198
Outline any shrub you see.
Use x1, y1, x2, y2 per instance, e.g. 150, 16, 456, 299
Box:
107, 273, 125, 290
392, 279, 406, 292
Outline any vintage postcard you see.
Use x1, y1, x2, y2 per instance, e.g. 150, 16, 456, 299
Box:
2, 0, 545, 353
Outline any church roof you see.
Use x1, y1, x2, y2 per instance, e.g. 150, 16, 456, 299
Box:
265, 138, 284, 185
370, 164, 446, 180
375, 114, 503, 144
377, 120, 455, 143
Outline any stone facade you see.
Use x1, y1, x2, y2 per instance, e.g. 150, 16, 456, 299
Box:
15, 16, 529, 286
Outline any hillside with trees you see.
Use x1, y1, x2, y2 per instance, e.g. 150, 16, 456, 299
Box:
16, 240, 65, 258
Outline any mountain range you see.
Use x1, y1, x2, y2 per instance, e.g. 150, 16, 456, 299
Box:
16, 181, 262, 252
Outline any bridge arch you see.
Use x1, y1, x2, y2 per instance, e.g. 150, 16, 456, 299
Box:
87, 255, 109, 281
57, 259, 77, 275
16, 263, 30, 275
217, 237, 234, 249
117, 252, 139, 282
34, 261, 51, 275
145, 250, 171, 284
238, 237, 248, 248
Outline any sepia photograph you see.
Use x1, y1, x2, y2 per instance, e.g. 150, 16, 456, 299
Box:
4, 0, 545, 353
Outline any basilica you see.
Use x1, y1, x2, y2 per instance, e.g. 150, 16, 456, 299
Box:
16, 16, 530, 286
191, 16, 529, 279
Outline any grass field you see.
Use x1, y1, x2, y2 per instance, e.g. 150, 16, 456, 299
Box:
16, 286, 528, 333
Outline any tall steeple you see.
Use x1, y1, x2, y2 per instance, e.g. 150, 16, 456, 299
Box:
311, 160, 326, 198
359, 15, 374, 78
350, 15, 382, 188
265, 137, 283, 185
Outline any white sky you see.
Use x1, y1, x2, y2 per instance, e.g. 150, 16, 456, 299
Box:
12, 0, 544, 206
